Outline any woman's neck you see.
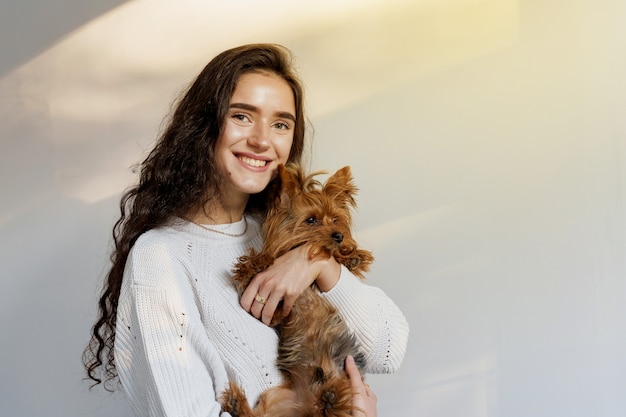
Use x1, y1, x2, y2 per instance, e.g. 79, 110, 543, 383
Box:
188, 199, 247, 225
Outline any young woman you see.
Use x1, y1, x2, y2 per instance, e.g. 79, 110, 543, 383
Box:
84, 43, 409, 417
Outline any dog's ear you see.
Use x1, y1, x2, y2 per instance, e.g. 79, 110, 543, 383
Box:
324, 166, 357, 207
277, 163, 302, 209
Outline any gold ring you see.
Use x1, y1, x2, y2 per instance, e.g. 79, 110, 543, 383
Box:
254, 294, 267, 305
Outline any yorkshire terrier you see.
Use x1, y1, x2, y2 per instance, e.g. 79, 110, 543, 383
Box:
221, 163, 375, 417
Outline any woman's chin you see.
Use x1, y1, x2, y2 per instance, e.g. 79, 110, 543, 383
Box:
238, 181, 271, 196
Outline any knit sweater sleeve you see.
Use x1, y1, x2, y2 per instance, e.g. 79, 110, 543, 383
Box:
115, 234, 231, 417
319, 265, 409, 374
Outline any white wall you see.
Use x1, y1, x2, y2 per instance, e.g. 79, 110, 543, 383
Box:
1, 1, 624, 416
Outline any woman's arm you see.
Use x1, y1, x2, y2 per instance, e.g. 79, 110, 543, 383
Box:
241, 245, 409, 372
115, 237, 230, 417
320, 264, 409, 373
240, 245, 336, 325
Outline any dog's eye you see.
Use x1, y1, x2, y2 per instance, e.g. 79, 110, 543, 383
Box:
333, 217, 338, 224
306, 216, 318, 225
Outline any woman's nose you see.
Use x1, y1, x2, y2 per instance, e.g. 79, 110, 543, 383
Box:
248, 124, 270, 149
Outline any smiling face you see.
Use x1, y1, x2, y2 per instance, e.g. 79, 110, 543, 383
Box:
214, 71, 296, 211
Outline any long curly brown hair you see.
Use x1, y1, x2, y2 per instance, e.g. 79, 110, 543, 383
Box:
83, 43, 309, 389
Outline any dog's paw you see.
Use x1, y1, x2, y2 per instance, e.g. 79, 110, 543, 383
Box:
321, 388, 337, 410
220, 389, 238, 416
347, 249, 374, 279
220, 382, 254, 417
232, 251, 275, 294
348, 256, 361, 268
225, 397, 241, 417
232, 255, 256, 289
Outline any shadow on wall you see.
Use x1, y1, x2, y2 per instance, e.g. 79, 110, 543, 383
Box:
0, 4, 131, 413
0, 193, 131, 415
0, 0, 128, 77
0, 86, 132, 413
0, 100, 131, 413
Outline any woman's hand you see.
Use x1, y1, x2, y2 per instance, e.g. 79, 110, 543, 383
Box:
346, 355, 377, 417
240, 245, 341, 325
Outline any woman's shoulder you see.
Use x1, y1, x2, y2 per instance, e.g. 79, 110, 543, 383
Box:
125, 224, 194, 288
132, 221, 188, 254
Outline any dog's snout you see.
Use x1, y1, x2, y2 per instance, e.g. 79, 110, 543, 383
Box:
331, 232, 343, 243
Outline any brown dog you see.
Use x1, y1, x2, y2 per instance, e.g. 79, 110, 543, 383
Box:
221, 163, 374, 417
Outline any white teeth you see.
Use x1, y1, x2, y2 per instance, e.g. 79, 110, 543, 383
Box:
239, 156, 267, 167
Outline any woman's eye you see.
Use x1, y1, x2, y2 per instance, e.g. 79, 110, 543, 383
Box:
232, 113, 250, 122
306, 217, 317, 225
274, 121, 290, 130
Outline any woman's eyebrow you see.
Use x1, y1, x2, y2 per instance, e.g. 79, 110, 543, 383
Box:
230, 102, 296, 122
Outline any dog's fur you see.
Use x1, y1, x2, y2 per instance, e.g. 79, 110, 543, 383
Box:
221, 163, 374, 417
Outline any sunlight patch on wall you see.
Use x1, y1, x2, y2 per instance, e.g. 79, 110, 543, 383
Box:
20, 0, 409, 126
1, 0, 518, 206
19, 0, 519, 127
298, 0, 519, 117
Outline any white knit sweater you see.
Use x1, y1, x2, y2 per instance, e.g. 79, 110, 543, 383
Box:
114, 216, 409, 417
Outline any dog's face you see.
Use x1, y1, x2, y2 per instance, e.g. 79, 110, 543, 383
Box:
265, 164, 359, 261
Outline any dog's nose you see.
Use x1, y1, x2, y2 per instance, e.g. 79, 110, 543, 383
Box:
332, 232, 343, 243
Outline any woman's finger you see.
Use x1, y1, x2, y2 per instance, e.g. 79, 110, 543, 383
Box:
345, 355, 377, 417
260, 290, 284, 325
249, 288, 267, 319
345, 355, 364, 391
365, 384, 377, 400
240, 277, 262, 312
